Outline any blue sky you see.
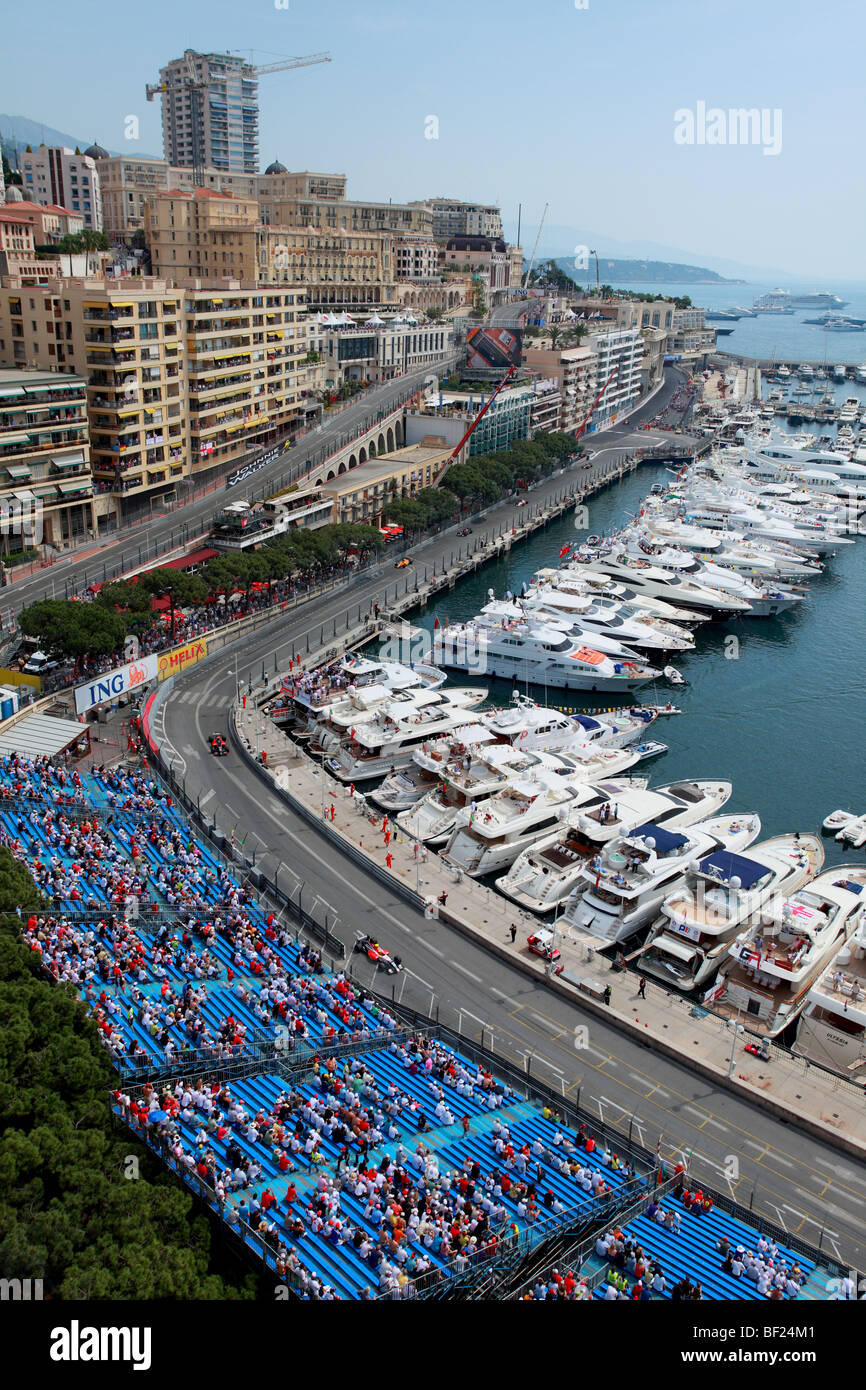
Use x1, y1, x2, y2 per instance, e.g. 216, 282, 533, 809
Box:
3, 0, 864, 277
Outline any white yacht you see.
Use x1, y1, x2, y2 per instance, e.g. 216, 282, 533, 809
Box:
560, 813, 763, 951
794, 906, 866, 1074
706, 867, 866, 1038
620, 534, 802, 616
277, 653, 445, 733
440, 775, 644, 879
496, 782, 736, 919
477, 598, 650, 663
433, 617, 660, 692
496, 586, 695, 653
322, 686, 488, 782
547, 565, 711, 626
398, 740, 642, 846
310, 683, 463, 751
834, 365, 848, 382
854, 362, 866, 384
799, 363, 815, 381
574, 555, 752, 617
638, 834, 824, 992
838, 396, 860, 423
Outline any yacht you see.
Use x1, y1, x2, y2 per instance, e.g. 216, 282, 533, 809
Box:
798, 363, 816, 381
477, 598, 650, 663
371, 722, 497, 812
483, 592, 695, 656
838, 397, 860, 423
638, 834, 823, 993
309, 683, 458, 750
433, 617, 660, 692
706, 867, 866, 1039
776, 365, 792, 380
321, 686, 488, 782
573, 555, 752, 617
546, 565, 712, 626
620, 534, 802, 616
794, 910, 866, 1074
834, 365, 848, 382
440, 775, 644, 878
496, 782, 736, 919
398, 740, 643, 846
854, 362, 866, 384
276, 653, 445, 732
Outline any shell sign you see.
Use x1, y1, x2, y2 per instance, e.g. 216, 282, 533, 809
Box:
157, 637, 208, 682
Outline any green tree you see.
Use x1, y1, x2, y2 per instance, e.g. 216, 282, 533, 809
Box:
19, 599, 128, 673
138, 568, 207, 639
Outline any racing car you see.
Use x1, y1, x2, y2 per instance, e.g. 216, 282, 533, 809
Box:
353, 934, 403, 973
208, 733, 229, 756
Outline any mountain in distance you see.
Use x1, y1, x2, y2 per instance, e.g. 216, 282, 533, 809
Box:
0, 113, 158, 162
503, 219, 780, 283
551, 255, 739, 286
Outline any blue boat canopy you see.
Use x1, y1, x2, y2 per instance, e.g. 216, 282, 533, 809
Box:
834, 878, 864, 895
574, 715, 601, 731
629, 822, 689, 854
699, 849, 769, 890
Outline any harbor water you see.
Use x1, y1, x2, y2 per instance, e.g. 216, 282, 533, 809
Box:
398, 462, 866, 865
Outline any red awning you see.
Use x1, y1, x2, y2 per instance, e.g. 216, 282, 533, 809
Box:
153, 546, 219, 573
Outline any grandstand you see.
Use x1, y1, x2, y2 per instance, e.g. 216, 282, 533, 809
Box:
0, 747, 849, 1301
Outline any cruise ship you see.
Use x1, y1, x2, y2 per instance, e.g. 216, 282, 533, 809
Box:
706, 867, 866, 1039
433, 617, 661, 692
794, 912, 866, 1074
495, 781, 735, 918
637, 834, 824, 992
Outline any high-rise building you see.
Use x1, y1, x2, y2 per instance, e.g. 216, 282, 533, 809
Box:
425, 199, 503, 240
18, 145, 104, 231
0, 366, 94, 551
159, 50, 259, 175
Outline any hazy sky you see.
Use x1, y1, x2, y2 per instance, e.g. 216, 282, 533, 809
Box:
3, 0, 864, 276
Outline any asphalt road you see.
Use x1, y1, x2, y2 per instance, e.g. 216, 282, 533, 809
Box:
156, 373, 866, 1273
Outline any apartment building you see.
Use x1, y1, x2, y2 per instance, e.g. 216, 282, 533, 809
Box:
426, 199, 503, 240
98, 156, 347, 240
0, 367, 95, 551
522, 345, 594, 433
528, 379, 563, 435
584, 328, 644, 429
257, 192, 432, 238
255, 223, 396, 311
145, 188, 260, 281
439, 237, 512, 307
667, 306, 716, 361
0, 276, 310, 523
158, 51, 259, 174
19, 145, 104, 231
0, 210, 54, 283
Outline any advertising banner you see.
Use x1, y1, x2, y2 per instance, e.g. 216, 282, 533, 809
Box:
157, 637, 208, 683
74, 655, 158, 714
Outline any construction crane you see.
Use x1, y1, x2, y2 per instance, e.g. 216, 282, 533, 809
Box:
145, 50, 331, 186
521, 202, 549, 292
432, 365, 517, 487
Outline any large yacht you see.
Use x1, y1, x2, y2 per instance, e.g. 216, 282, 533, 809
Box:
509, 584, 695, 652
433, 617, 660, 692
495, 780, 734, 918
397, 740, 643, 846
576, 553, 753, 616
440, 775, 643, 879
619, 534, 802, 617
706, 867, 866, 1039
548, 565, 712, 626
321, 686, 488, 782
794, 910, 866, 1074
276, 653, 445, 733
637, 834, 824, 992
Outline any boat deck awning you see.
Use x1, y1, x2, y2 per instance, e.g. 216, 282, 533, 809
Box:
654, 936, 699, 962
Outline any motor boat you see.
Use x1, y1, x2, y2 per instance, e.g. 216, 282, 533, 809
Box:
496, 781, 734, 919
440, 775, 644, 879
794, 913, 866, 1073
706, 866, 866, 1038
822, 808, 855, 833
501, 585, 695, 653
433, 616, 661, 692
320, 686, 488, 782
638, 834, 824, 993
574, 555, 752, 617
